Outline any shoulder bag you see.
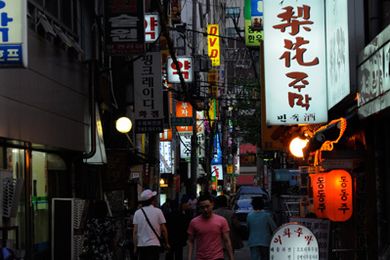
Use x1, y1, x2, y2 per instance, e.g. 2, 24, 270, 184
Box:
140, 208, 167, 252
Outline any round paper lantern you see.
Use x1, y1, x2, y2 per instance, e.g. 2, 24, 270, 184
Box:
310, 173, 328, 219
310, 170, 353, 222
325, 170, 353, 222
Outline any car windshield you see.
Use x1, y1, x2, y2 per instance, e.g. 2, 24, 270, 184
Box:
236, 199, 252, 210
238, 194, 265, 200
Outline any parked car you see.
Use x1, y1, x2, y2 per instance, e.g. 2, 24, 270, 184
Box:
236, 185, 269, 199
232, 186, 271, 240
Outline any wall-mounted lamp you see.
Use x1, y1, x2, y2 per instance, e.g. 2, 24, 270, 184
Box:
116, 116, 132, 133
289, 136, 309, 158
115, 116, 135, 148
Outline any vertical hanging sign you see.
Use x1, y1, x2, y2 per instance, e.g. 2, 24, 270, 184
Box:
167, 56, 193, 83
133, 52, 164, 133
244, 0, 262, 46
264, 0, 328, 125
0, 0, 28, 67
106, 0, 144, 55
145, 13, 159, 43
207, 24, 220, 66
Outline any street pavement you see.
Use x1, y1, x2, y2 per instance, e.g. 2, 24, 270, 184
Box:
160, 241, 251, 260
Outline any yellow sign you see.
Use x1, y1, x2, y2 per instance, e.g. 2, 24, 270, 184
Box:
227, 164, 233, 174
207, 24, 220, 66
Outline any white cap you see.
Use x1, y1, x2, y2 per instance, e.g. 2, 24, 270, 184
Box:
139, 189, 157, 201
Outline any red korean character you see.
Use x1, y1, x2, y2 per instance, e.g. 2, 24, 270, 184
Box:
286, 72, 309, 92
280, 37, 319, 67
273, 5, 313, 36
288, 92, 312, 110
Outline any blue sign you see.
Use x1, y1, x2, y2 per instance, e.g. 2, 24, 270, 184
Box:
211, 133, 222, 165
0, 0, 27, 67
251, 0, 263, 16
0, 44, 22, 65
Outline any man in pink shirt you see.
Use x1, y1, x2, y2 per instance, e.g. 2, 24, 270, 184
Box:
187, 194, 234, 260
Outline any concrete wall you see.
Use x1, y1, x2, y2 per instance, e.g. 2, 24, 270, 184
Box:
0, 30, 89, 151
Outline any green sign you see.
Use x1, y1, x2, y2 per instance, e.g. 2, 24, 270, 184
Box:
244, 0, 263, 46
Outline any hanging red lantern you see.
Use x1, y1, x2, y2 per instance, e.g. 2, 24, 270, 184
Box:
310, 170, 353, 222
325, 170, 353, 221
310, 173, 328, 219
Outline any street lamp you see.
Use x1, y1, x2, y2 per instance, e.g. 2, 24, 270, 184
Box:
115, 116, 135, 148
289, 136, 309, 158
115, 116, 132, 133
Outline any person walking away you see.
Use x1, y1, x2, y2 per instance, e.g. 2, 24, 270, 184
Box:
213, 195, 243, 253
166, 200, 192, 260
187, 194, 234, 260
133, 189, 170, 260
246, 196, 277, 260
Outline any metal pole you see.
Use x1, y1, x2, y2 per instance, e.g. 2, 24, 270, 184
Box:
190, 0, 198, 197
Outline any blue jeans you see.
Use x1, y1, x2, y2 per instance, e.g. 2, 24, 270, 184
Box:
250, 246, 269, 260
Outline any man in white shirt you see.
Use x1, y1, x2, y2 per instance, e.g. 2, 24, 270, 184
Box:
133, 189, 170, 260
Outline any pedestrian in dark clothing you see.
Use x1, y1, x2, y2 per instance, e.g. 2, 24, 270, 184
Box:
214, 195, 244, 252
165, 200, 192, 260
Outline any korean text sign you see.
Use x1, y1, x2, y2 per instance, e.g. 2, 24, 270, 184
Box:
106, 0, 144, 55
310, 170, 353, 222
133, 52, 164, 133
167, 56, 193, 83
264, 0, 328, 125
207, 24, 220, 66
145, 13, 159, 43
0, 0, 27, 67
270, 223, 319, 260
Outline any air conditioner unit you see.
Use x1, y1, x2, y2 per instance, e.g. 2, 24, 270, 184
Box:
51, 198, 86, 260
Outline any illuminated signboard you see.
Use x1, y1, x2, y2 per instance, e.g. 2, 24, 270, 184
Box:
326, 0, 351, 109
0, 0, 27, 67
207, 24, 220, 66
167, 56, 193, 83
145, 13, 159, 43
264, 0, 328, 125
160, 141, 172, 174
270, 223, 319, 259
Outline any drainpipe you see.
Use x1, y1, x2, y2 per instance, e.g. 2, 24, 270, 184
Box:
71, 9, 98, 197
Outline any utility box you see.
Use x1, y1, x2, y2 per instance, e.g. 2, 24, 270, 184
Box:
51, 198, 86, 260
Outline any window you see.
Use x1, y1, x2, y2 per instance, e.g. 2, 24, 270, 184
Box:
29, 0, 79, 36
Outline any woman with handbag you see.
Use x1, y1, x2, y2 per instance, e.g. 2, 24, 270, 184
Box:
133, 189, 170, 260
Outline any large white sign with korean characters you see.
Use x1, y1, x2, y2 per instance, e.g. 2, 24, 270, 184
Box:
0, 0, 27, 67
264, 0, 327, 125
